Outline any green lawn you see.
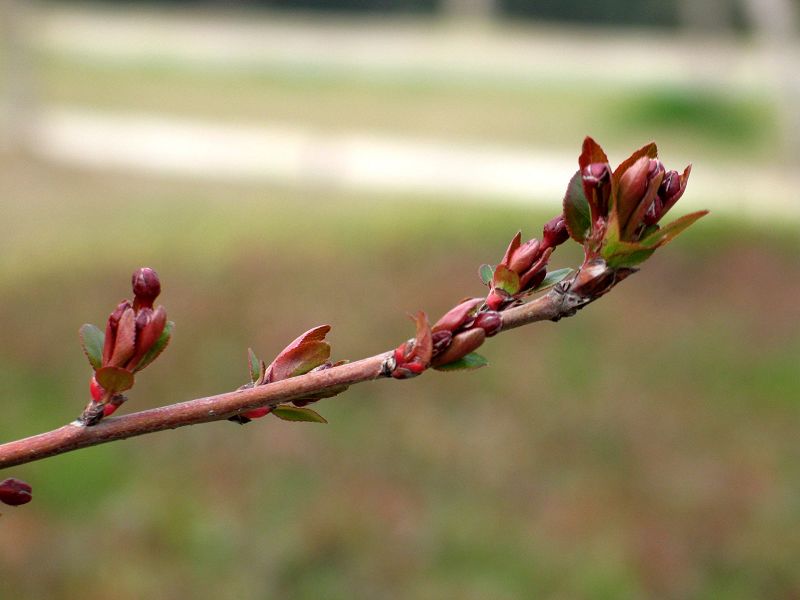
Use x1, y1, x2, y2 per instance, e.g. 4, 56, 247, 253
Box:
1, 157, 798, 599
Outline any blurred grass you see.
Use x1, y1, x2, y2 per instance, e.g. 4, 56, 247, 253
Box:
1, 156, 799, 599
38, 51, 780, 163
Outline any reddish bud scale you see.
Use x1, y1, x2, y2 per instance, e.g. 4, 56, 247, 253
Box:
89, 376, 105, 403
0, 478, 32, 506
431, 328, 486, 367
485, 289, 509, 312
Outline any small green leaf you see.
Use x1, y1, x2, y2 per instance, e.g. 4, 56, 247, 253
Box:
272, 405, 328, 423
638, 210, 709, 249
248, 348, 261, 384
79, 324, 105, 370
563, 170, 591, 243
434, 352, 489, 371
95, 366, 134, 393
534, 268, 573, 292
493, 264, 520, 296
604, 244, 656, 269
134, 321, 174, 372
479, 264, 494, 286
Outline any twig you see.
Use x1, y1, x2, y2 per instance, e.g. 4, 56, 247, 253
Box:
0, 287, 575, 469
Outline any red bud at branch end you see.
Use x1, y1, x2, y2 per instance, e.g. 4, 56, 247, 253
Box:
0, 478, 32, 506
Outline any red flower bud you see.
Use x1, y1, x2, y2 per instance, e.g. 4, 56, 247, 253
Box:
542, 214, 569, 249
102, 300, 132, 365
472, 310, 502, 337
432, 298, 483, 334
431, 330, 453, 355
132, 267, 161, 310
0, 478, 32, 506
617, 157, 651, 214
431, 328, 486, 367
127, 305, 167, 371
582, 162, 612, 219
507, 238, 541, 274
108, 307, 137, 368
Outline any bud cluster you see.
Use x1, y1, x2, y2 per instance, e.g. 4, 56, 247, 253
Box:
231, 325, 346, 424
483, 215, 569, 311
79, 268, 173, 425
562, 137, 707, 298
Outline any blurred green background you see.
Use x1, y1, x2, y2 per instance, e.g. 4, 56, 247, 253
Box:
1, 1, 799, 599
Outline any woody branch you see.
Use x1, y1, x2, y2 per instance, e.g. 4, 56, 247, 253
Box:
0, 137, 707, 506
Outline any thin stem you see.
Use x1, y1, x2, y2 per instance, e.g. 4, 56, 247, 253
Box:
0, 286, 582, 470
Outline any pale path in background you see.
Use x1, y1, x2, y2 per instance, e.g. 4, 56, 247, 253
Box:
35, 108, 795, 219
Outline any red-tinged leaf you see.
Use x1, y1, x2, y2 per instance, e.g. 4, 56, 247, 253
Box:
563, 170, 591, 243
578, 136, 609, 170
492, 264, 521, 296
432, 298, 483, 333
433, 351, 489, 372
248, 348, 261, 384
612, 141, 658, 183
95, 366, 134, 393
269, 341, 331, 381
479, 264, 494, 286
412, 310, 433, 366
108, 307, 136, 368
272, 405, 328, 423
266, 325, 332, 381
79, 324, 104, 370
501, 232, 522, 267
134, 321, 174, 372
638, 210, 709, 249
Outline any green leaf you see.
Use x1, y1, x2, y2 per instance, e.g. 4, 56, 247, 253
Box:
563, 170, 591, 243
492, 264, 520, 296
248, 348, 261, 384
603, 244, 656, 269
95, 366, 134, 393
533, 268, 573, 292
272, 405, 328, 423
79, 324, 105, 370
638, 210, 709, 249
134, 321, 174, 372
479, 264, 494, 286
434, 352, 489, 371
